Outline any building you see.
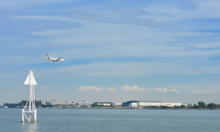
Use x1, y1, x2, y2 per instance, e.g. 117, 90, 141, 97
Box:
123, 101, 182, 107
46, 100, 90, 107
184, 103, 195, 107
4, 106, 9, 108
130, 102, 138, 107
94, 102, 113, 106
46, 99, 76, 106
76, 101, 90, 107
112, 102, 122, 106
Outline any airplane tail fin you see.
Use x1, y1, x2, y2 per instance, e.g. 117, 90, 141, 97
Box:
46, 54, 49, 58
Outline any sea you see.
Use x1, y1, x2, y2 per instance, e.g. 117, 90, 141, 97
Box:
0, 109, 220, 132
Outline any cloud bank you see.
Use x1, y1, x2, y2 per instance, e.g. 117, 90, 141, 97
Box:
191, 91, 216, 95
77, 86, 115, 92
77, 85, 179, 93
119, 85, 153, 92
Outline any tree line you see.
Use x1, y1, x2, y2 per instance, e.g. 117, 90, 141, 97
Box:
3, 101, 220, 109
191, 101, 220, 109
143, 101, 220, 109
3, 100, 42, 108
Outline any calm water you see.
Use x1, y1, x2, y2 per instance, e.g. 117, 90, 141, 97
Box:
0, 109, 220, 132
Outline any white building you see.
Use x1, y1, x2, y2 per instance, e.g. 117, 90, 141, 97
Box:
46, 100, 90, 107
76, 101, 90, 107
129, 103, 138, 107
94, 102, 112, 106
114, 102, 122, 106
46, 100, 76, 106
184, 103, 195, 107
4, 106, 9, 108
123, 101, 182, 107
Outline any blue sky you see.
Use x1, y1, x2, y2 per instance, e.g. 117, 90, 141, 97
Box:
1, 0, 220, 105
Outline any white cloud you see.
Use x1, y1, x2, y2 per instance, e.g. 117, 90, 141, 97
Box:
77, 85, 180, 94
3, 57, 220, 80
141, 0, 220, 21
119, 85, 153, 92
77, 86, 115, 92
9, 16, 220, 63
156, 88, 168, 93
169, 84, 220, 94
77, 86, 103, 92
40, 86, 47, 89
106, 87, 115, 92
11, 16, 88, 25
22, 16, 220, 60
0, 0, 74, 8
169, 89, 180, 93
191, 91, 215, 95
2, 1, 220, 105
174, 31, 218, 37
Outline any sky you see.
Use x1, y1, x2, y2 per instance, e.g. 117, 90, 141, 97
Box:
1, 0, 220, 105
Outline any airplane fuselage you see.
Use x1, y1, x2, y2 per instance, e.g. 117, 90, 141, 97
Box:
46, 57, 64, 62
46, 54, 64, 62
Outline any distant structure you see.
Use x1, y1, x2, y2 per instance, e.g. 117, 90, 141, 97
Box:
184, 103, 194, 107
46, 99, 76, 106
123, 101, 182, 107
4, 106, 9, 108
94, 102, 113, 106
76, 101, 90, 107
114, 102, 122, 106
22, 71, 37, 123
46, 100, 90, 107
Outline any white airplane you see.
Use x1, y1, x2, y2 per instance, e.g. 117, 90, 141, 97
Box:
46, 54, 64, 62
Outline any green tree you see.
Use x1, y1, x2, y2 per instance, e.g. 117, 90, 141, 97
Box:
19, 100, 41, 107
41, 104, 53, 107
35, 100, 42, 106
180, 105, 186, 109
173, 105, 180, 109
4, 103, 19, 108
91, 103, 98, 107
192, 104, 198, 109
207, 103, 216, 109
198, 101, 205, 109
19, 100, 28, 106
160, 106, 168, 109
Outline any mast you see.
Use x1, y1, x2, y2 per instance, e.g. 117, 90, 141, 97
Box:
22, 70, 37, 123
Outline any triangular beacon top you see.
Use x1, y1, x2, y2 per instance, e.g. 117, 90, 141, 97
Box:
24, 71, 37, 85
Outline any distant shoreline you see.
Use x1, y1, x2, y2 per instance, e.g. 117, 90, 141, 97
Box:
1, 107, 220, 110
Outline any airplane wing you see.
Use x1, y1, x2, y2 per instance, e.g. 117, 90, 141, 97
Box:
55, 57, 62, 62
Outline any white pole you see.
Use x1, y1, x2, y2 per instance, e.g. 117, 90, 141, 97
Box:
34, 109, 37, 123
33, 85, 37, 123
28, 113, 31, 123
29, 85, 32, 112
33, 85, 35, 110
21, 109, 24, 123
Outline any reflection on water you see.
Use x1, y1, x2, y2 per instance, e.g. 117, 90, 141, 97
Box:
22, 123, 38, 132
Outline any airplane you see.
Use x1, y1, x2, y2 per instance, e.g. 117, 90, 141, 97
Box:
46, 54, 64, 62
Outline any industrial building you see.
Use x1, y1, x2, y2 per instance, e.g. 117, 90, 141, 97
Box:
94, 102, 113, 106
76, 101, 90, 107
46, 100, 90, 107
123, 101, 182, 107
184, 103, 195, 107
112, 102, 122, 106
46, 100, 76, 106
